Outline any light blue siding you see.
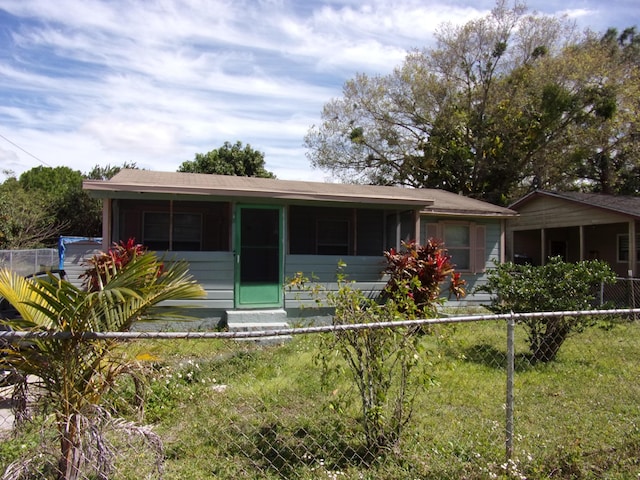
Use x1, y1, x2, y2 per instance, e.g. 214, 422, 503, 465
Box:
164, 251, 235, 310
283, 255, 388, 310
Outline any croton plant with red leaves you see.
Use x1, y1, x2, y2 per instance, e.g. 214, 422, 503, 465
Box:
81, 238, 153, 292
383, 239, 466, 317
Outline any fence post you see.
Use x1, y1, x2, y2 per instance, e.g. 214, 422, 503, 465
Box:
599, 280, 605, 306
629, 271, 637, 321
506, 312, 515, 465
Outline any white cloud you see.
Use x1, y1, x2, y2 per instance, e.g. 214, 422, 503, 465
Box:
0, 0, 633, 181
82, 117, 180, 154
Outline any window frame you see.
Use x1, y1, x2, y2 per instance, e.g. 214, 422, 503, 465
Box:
443, 222, 472, 271
617, 233, 640, 263
116, 199, 230, 252
142, 211, 171, 250
422, 220, 486, 273
288, 205, 391, 256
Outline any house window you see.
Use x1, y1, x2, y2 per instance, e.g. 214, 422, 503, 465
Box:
117, 199, 230, 251
172, 213, 203, 251
617, 234, 640, 263
143, 212, 170, 250
289, 206, 386, 256
421, 221, 486, 273
444, 224, 471, 270
317, 219, 350, 255
385, 211, 415, 251
143, 212, 202, 251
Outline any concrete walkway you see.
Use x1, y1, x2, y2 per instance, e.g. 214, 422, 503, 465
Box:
0, 383, 15, 437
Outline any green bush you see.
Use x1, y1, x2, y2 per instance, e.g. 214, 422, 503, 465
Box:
315, 242, 463, 455
318, 279, 424, 455
477, 256, 616, 362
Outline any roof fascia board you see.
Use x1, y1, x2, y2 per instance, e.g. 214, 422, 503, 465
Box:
421, 211, 518, 219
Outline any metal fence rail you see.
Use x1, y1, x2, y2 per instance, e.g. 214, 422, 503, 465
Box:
1, 308, 639, 479
0, 248, 58, 276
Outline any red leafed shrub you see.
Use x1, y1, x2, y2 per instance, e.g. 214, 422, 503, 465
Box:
383, 239, 465, 317
81, 238, 149, 291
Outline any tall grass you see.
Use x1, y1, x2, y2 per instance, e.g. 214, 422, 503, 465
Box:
2, 318, 639, 479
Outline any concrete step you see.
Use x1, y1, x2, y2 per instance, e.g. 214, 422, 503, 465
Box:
224, 309, 288, 324
228, 321, 289, 331
223, 309, 290, 344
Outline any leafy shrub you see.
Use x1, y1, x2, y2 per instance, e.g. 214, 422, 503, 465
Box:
476, 256, 616, 362
316, 241, 463, 455
319, 278, 422, 455
383, 240, 466, 318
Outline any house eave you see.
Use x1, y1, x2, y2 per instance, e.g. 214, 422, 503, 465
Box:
83, 180, 434, 208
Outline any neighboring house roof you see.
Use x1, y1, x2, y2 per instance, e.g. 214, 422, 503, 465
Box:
83, 169, 517, 217
510, 190, 640, 220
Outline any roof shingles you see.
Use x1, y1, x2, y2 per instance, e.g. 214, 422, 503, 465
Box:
83, 169, 516, 217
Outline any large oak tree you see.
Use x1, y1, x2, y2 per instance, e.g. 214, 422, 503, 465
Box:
305, 1, 639, 204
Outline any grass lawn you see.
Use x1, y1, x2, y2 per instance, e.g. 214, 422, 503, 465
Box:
1, 317, 639, 479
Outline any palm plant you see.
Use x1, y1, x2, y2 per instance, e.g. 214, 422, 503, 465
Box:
0, 244, 205, 480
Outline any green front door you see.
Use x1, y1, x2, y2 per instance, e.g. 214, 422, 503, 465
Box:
235, 205, 283, 308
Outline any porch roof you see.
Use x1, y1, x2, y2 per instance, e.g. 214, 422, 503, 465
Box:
83, 169, 516, 216
510, 190, 640, 220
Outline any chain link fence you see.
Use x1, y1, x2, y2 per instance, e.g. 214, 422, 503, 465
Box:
1, 308, 638, 479
0, 249, 58, 277
601, 277, 640, 310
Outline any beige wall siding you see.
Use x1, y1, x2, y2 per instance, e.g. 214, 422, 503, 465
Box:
509, 196, 629, 230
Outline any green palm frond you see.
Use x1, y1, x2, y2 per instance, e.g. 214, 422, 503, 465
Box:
0, 251, 205, 388
0, 269, 59, 329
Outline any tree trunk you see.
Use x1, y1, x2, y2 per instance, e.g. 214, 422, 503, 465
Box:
532, 319, 570, 363
58, 416, 82, 480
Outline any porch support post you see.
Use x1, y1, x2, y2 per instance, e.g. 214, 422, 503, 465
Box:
579, 225, 585, 261
353, 209, 359, 255
101, 199, 111, 250
540, 228, 546, 265
629, 220, 637, 277
169, 199, 174, 250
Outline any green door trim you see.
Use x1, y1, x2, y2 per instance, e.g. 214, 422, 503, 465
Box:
234, 204, 284, 308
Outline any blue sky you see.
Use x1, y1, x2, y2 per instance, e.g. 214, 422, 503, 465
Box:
0, 0, 637, 181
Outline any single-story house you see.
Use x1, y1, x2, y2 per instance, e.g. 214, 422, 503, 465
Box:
83, 169, 517, 328
506, 190, 639, 277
